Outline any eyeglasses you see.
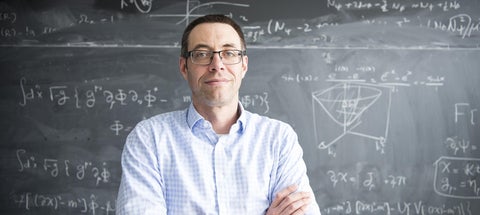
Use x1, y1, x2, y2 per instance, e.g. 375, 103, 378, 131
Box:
185, 49, 246, 65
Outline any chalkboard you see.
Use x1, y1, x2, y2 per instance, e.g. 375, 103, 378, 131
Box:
1, 0, 480, 214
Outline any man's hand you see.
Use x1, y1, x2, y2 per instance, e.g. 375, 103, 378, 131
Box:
266, 185, 312, 215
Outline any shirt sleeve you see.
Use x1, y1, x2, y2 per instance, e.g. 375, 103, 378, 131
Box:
116, 122, 167, 215
271, 125, 322, 215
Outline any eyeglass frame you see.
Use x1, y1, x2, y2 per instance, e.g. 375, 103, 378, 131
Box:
183, 49, 247, 65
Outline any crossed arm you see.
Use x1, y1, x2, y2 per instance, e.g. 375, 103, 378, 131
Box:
266, 184, 312, 215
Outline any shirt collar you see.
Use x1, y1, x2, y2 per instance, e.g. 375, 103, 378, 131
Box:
186, 103, 246, 133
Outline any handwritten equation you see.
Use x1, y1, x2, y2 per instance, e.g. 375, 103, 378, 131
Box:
445, 136, 477, 156
327, 0, 461, 12
19, 77, 166, 109
0, 12, 115, 39
327, 169, 407, 191
239, 92, 270, 114
109, 0, 480, 42
329, 65, 445, 89
123, 0, 464, 18
16, 149, 111, 186
2, 0, 479, 46
243, 15, 479, 44
281, 67, 445, 91
434, 156, 480, 199
13, 192, 115, 215
322, 200, 472, 215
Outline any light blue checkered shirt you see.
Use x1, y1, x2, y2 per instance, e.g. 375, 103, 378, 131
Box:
116, 103, 321, 215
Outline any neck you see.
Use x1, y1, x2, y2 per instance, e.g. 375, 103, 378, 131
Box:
193, 100, 240, 134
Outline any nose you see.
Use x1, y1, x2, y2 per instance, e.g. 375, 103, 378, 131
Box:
208, 52, 225, 72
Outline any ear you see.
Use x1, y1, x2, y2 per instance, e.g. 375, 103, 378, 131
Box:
241, 55, 248, 79
179, 57, 188, 80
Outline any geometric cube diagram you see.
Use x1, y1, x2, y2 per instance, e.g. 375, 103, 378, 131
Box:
312, 82, 394, 154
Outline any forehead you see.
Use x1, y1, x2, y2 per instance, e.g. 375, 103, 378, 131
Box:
188, 23, 242, 50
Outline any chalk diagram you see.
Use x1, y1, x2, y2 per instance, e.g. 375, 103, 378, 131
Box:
148, 0, 250, 25
312, 82, 394, 154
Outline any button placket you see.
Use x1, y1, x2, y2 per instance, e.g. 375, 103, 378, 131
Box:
213, 137, 227, 213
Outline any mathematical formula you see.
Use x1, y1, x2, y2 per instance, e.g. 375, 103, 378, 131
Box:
16, 149, 111, 186
0, 13, 115, 39
434, 156, 480, 199
445, 136, 477, 156
1, 0, 479, 47
327, 0, 461, 12
19, 77, 166, 109
242, 15, 479, 44
13, 192, 115, 215
322, 200, 472, 215
281, 66, 445, 91
327, 169, 407, 191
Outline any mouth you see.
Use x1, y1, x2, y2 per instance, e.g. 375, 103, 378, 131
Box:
204, 78, 230, 85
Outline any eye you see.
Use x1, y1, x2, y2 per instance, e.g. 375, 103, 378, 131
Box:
223, 50, 238, 58
194, 51, 210, 58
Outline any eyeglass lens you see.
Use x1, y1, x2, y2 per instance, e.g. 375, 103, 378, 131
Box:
189, 50, 243, 65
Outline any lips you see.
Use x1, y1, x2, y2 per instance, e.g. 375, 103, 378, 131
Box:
205, 78, 230, 85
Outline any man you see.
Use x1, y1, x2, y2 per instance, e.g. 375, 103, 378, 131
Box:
116, 14, 321, 214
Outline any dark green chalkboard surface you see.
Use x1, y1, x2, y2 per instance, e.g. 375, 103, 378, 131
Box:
1, 0, 479, 214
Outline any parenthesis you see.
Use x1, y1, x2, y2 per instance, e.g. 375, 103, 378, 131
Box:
34, 193, 39, 208
11, 12, 17, 23
55, 196, 59, 210
263, 100, 269, 114
262, 92, 269, 114
267, 19, 273, 35
25, 192, 31, 210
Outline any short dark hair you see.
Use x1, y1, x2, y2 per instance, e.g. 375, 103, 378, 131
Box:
180, 14, 246, 58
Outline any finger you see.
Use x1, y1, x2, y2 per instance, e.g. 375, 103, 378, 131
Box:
290, 203, 310, 215
271, 184, 298, 207
280, 194, 311, 215
287, 191, 310, 201
278, 191, 310, 207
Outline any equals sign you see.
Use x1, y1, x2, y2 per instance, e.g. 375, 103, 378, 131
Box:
100, 16, 114, 23
459, 181, 466, 188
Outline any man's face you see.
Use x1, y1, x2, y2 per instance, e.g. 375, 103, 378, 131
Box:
179, 23, 248, 108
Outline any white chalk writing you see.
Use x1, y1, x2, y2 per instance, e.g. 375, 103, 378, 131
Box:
13, 192, 115, 215
322, 200, 471, 215
454, 103, 478, 126
445, 136, 478, 156
16, 149, 111, 186
327, 169, 407, 191
434, 156, 480, 199
19, 77, 166, 109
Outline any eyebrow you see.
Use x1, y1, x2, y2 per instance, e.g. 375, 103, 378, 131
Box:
191, 43, 240, 50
